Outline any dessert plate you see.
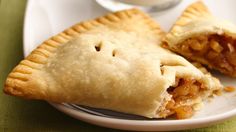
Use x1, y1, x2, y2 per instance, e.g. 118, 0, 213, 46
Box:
24, 0, 236, 131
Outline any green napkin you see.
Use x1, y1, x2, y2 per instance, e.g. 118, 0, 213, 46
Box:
0, 0, 236, 131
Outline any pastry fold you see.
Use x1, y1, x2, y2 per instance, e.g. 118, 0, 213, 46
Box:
4, 9, 221, 119
164, 1, 236, 77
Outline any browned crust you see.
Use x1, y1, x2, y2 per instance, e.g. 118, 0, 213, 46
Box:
169, 1, 211, 34
4, 8, 165, 99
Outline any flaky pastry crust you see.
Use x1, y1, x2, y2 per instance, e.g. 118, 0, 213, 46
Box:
4, 9, 221, 118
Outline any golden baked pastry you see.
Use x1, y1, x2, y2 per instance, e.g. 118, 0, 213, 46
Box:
4, 9, 222, 119
164, 1, 236, 77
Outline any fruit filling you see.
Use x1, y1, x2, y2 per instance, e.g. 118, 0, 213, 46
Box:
178, 34, 236, 76
162, 79, 206, 119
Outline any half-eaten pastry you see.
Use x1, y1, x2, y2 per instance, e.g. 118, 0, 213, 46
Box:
164, 1, 236, 77
4, 9, 222, 119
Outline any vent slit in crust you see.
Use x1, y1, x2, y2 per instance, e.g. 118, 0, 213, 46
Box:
95, 42, 102, 52
112, 50, 117, 57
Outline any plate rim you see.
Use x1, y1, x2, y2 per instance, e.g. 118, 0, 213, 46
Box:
49, 102, 236, 131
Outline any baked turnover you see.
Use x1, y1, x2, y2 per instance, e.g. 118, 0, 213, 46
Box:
4, 9, 222, 119
164, 1, 236, 77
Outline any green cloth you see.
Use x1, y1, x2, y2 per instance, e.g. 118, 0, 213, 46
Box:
0, 0, 236, 131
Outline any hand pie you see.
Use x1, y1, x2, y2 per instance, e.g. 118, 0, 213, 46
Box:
4, 9, 222, 119
164, 1, 236, 77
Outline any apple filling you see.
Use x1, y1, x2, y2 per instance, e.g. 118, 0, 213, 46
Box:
162, 79, 206, 119
178, 34, 236, 76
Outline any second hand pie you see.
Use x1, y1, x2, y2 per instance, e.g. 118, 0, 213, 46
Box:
164, 1, 236, 77
4, 9, 222, 119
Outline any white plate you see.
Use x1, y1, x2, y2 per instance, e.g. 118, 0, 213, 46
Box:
24, 0, 236, 131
